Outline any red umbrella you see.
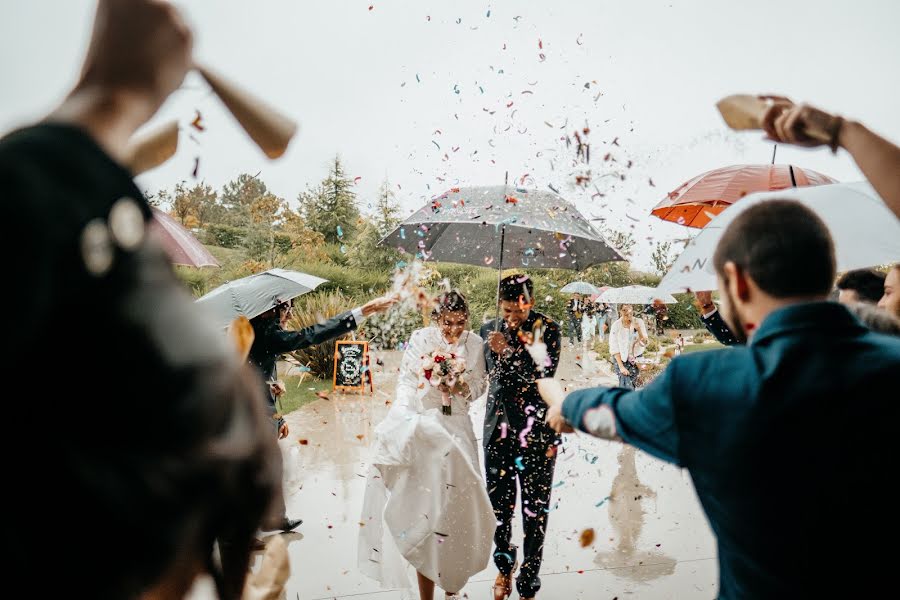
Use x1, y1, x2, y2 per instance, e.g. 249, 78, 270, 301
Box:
149, 207, 220, 268
651, 164, 836, 228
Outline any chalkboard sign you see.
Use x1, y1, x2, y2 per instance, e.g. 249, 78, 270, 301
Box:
333, 340, 373, 393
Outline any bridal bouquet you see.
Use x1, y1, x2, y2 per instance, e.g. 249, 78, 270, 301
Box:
422, 350, 466, 415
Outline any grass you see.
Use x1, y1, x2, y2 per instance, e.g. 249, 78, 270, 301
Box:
682, 343, 725, 354
204, 244, 245, 263
275, 375, 332, 415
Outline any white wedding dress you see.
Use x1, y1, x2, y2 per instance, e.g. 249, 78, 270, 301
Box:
358, 327, 496, 596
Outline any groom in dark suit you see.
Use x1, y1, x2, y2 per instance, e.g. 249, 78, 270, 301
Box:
480, 274, 561, 600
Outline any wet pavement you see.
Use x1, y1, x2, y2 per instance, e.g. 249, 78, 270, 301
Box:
194, 344, 718, 599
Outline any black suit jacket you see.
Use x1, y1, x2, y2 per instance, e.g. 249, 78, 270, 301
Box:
480, 311, 561, 448
248, 312, 358, 413
701, 309, 740, 346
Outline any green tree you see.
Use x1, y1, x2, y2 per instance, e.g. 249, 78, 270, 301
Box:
348, 180, 403, 270
372, 180, 401, 236
220, 172, 267, 227
243, 192, 286, 265
168, 181, 219, 228
651, 240, 675, 276
299, 156, 360, 243
603, 228, 636, 259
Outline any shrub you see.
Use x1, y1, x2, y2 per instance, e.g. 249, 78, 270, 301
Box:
175, 266, 214, 297
205, 223, 245, 248
287, 261, 391, 300
593, 339, 611, 363
636, 359, 669, 387
658, 334, 674, 345
692, 332, 710, 344
645, 338, 660, 353
666, 293, 704, 329
286, 291, 355, 378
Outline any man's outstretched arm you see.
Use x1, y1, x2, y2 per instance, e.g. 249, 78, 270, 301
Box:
540, 365, 682, 466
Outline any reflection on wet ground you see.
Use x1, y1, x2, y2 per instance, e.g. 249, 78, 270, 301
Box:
592, 446, 678, 582
190, 347, 717, 599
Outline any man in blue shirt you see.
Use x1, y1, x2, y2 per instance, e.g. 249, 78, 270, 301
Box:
542, 200, 900, 598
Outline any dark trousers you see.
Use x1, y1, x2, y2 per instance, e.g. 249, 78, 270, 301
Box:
565, 316, 582, 343
485, 421, 558, 597
613, 359, 639, 389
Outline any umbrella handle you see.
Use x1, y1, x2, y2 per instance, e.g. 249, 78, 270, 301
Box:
494, 224, 506, 331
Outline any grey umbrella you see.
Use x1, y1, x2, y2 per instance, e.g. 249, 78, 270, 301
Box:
381, 186, 623, 271
196, 268, 328, 330
381, 185, 623, 326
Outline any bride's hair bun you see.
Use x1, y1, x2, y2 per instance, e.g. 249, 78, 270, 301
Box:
435, 290, 469, 316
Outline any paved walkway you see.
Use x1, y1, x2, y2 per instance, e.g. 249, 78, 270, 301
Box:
191, 345, 718, 599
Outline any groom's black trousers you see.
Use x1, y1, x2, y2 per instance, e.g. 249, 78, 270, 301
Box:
484, 421, 558, 598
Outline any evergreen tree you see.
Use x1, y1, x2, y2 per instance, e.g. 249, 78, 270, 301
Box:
373, 180, 401, 236
651, 240, 675, 276
348, 179, 403, 270
299, 156, 360, 243
220, 173, 267, 227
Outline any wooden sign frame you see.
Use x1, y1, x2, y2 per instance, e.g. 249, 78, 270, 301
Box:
333, 340, 373, 394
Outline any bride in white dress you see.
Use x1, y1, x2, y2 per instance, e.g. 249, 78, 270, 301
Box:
359, 291, 496, 600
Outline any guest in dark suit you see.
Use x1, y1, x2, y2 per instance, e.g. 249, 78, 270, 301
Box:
545, 201, 900, 599
249, 294, 395, 531
694, 290, 740, 345
564, 293, 584, 346
480, 274, 560, 600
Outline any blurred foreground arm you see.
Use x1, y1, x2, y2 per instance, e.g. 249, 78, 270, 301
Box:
47, 0, 192, 164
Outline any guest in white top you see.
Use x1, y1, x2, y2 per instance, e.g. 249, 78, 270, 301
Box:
608, 304, 648, 389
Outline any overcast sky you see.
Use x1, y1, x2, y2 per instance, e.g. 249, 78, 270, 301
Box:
2, 0, 898, 269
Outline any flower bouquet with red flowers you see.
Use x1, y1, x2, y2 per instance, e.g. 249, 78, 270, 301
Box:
421, 350, 467, 415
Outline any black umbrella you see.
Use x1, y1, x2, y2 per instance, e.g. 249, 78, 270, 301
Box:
380, 186, 624, 320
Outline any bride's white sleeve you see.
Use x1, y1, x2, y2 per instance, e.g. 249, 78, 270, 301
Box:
466, 334, 488, 401
394, 330, 426, 413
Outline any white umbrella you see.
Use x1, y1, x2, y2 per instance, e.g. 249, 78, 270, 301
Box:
196, 268, 328, 330
560, 281, 601, 295
659, 182, 900, 293
598, 285, 677, 304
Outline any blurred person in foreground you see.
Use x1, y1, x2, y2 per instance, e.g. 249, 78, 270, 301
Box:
1, 1, 281, 597
542, 201, 900, 599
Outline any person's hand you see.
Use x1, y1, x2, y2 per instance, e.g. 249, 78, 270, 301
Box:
54, 0, 194, 162
537, 378, 565, 407
361, 295, 399, 317
487, 331, 511, 355
619, 364, 631, 376
694, 291, 716, 315
760, 97, 842, 149
79, 0, 193, 113
546, 403, 574, 434
270, 380, 286, 398
278, 422, 289, 439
